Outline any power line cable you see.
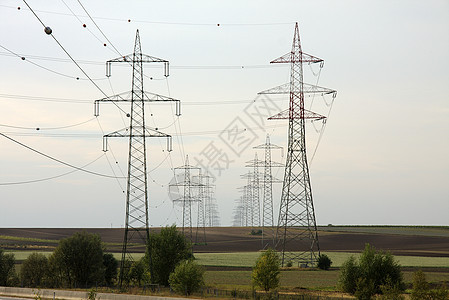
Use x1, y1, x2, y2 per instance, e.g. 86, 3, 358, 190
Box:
0, 131, 125, 179
165, 78, 185, 161
0, 117, 96, 131
76, 0, 123, 57
0, 44, 103, 81
22, 0, 127, 116
9, 4, 294, 27
60, 0, 112, 51
0, 153, 105, 186
0, 52, 288, 70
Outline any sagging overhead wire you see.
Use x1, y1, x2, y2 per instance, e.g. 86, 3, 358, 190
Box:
0, 51, 287, 70
0, 117, 96, 131
76, 0, 123, 57
0, 131, 125, 179
21, 0, 127, 116
7, 4, 293, 27
0, 44, 106, 81
0, 153, 106, 186
0, 93, 90, 104
60, 0, 111, 51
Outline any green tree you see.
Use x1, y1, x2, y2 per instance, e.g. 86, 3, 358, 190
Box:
103, 253, 118, 286
338, 244, 404, 299
20, 252, 49, 287
145, 225, 193, 286
411, 270, 429, 300
377, 277, 405, 300
338, 255, 360, 294
129, 258, 150, 287
168, 259, 204, 295
251, 248, 280, 292
0, 249, 16, 286
52, 231, 105, 287
411, 270, 448, 300
317, 254, 332, 270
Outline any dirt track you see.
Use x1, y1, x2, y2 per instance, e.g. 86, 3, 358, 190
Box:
1, 227, 449, 257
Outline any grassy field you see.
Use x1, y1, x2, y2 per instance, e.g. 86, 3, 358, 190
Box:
2, 226, 449, 298
7, 250, 449, 268
195, 251, 449, 268
204, 269, 449, 291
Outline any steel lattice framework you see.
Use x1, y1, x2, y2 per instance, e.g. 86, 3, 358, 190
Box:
253, 134, 283, 249
193, 172, 213, 244
259, 23, 336, 267
170, 155, 201, 242
245, 153, 262, 227
94, 30, 180, 286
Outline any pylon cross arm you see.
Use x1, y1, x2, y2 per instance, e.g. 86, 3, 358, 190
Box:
270, 52, 323, 64
107, 54, 168, 64
94, 91, 181, 117
268, 109, 326, 120
102, 128, 172, 152
258, 82, 336, 95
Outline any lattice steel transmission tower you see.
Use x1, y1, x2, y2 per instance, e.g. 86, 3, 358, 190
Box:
202, 174, 215, 228
239, 172, 254, 227
245, 153, 262, 227
193, 172, 212, 244
94, 30, 180, 286
170, 155, 201, 242
259, 23, 336, 267
253, 134, 283, 248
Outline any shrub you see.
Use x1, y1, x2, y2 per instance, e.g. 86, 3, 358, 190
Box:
338, 243, 404, 299
145, 225, 193, 286
252, 248, 280, 292
51, 231, 105, 287
103, 253, 118, 286
354, 277, 375, 300
411, 270, 448, 300
21, 253, 49, 287
168, 259, 204, 295
0, 249, 16, 286
129, 258, 150, 287
339, 255, 360, 294
317, 254, 332, 270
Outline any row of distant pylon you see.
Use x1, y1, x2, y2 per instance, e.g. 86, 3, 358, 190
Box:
168, 155, 220, 245
233, 134, 283, 248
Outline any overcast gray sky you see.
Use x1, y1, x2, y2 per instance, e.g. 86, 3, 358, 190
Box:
0, 0, 448, 227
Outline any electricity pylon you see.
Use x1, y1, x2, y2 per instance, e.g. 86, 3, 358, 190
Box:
259, 23, 336, 267
253, 134, 283, 249
94, 30, 181, 286
170, 155, 201, 242
239, 172, 254, 227
193, 172, 212, 244
201, 174, 215, 228
245, 153, 262, 227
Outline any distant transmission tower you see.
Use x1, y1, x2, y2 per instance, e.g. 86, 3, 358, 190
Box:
245, 153, 262, 227
170, 155, 201, 242
193, 172, 212, 244
259, 23, 336, 267
253, 134, 283, 249
232, 197, 245, 226
94, 30, 180, 286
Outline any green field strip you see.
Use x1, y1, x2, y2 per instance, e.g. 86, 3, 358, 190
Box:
0, 235, 60, 244
6, 250, 449, 268
194, 251, 449, 268
0, 234, 134, 249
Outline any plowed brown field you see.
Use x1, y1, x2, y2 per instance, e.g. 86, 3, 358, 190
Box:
1, 226, 449, 257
